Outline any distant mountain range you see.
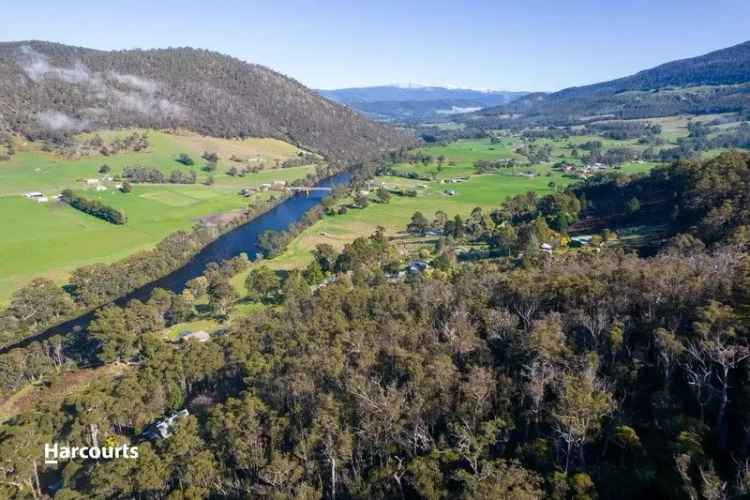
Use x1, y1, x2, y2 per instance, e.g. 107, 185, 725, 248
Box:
473, 40, 750, 126
318, 85, 528, 122
0, 41, 414, 161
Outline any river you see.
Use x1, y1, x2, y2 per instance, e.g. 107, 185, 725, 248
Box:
1, 171, 352, 352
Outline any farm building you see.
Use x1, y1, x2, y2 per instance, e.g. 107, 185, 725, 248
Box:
408, 260, 430, 274
571, 235, 593, 247
23, 191, 44, 199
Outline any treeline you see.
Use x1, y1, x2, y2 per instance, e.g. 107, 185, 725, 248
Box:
0, 228, 215, 348
82, 131, 149, 156
0, 130, 14, 161
658, 121, 750, 161
123, 165, 197, 184
281, 152, 323, 168
586, 121, 662, 140
256, 190, 345, 258
468, 89, 750, 130
515, 142, 553, 163
60, 189, 127, 224
576, 141, 645, 166
474, 158, 517, 173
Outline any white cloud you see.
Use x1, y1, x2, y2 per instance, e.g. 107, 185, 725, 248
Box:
36, 111, 91, 132
109, 72, 160, 94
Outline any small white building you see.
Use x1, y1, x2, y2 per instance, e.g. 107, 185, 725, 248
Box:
408, 260, 430, 274
143, 409, 190, 440
541, 243, 553, 254
85, 178, 99, 185
571, 235, 593, 246
23, 191, 44, 199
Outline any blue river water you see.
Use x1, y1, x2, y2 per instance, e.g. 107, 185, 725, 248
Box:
2, 171, 351, 351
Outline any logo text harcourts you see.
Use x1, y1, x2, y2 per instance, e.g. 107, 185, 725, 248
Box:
44, 443, 139, 465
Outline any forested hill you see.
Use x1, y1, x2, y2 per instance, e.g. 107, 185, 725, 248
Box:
555, 40, 750, 98
0, 41, 415, 161
475, 40, 750, 124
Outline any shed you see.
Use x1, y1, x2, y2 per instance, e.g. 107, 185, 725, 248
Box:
408, 260, 430, 274
142, 409, 190, 440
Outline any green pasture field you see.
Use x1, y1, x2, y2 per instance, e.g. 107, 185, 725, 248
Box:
0, 130, 312, 304
0, 129, 307, 196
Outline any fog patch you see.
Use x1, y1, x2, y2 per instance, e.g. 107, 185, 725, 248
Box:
109, 72, 160, 94
18, 46, 102, 88
436, 106, 483, 115
36, 111, 91, 132
17, 46, 185, 119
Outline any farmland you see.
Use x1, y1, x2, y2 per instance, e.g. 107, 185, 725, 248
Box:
233, 134, 659, 279
1, 114, 744, 305
0, 129, 314, 303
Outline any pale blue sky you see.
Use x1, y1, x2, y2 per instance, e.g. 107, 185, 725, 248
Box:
2, 0, 749, 92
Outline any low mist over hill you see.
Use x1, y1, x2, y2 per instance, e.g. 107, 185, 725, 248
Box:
0, 41, 414, 161
319, 85, 527, 122
474, 40, 750, 125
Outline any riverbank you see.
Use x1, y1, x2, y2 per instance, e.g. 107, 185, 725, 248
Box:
0, 129, 317, 304
0, 170, 352, 354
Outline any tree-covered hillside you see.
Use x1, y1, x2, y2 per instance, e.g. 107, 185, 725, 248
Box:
474, 40, 750, 126
0, 41, 415, 161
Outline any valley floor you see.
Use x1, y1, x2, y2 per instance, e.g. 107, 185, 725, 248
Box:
0, 129, 314, 304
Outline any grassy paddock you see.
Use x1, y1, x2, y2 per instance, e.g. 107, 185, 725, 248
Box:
0, 129, 311, 304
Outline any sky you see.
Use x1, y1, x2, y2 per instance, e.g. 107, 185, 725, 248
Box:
1, 0, 749, 92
